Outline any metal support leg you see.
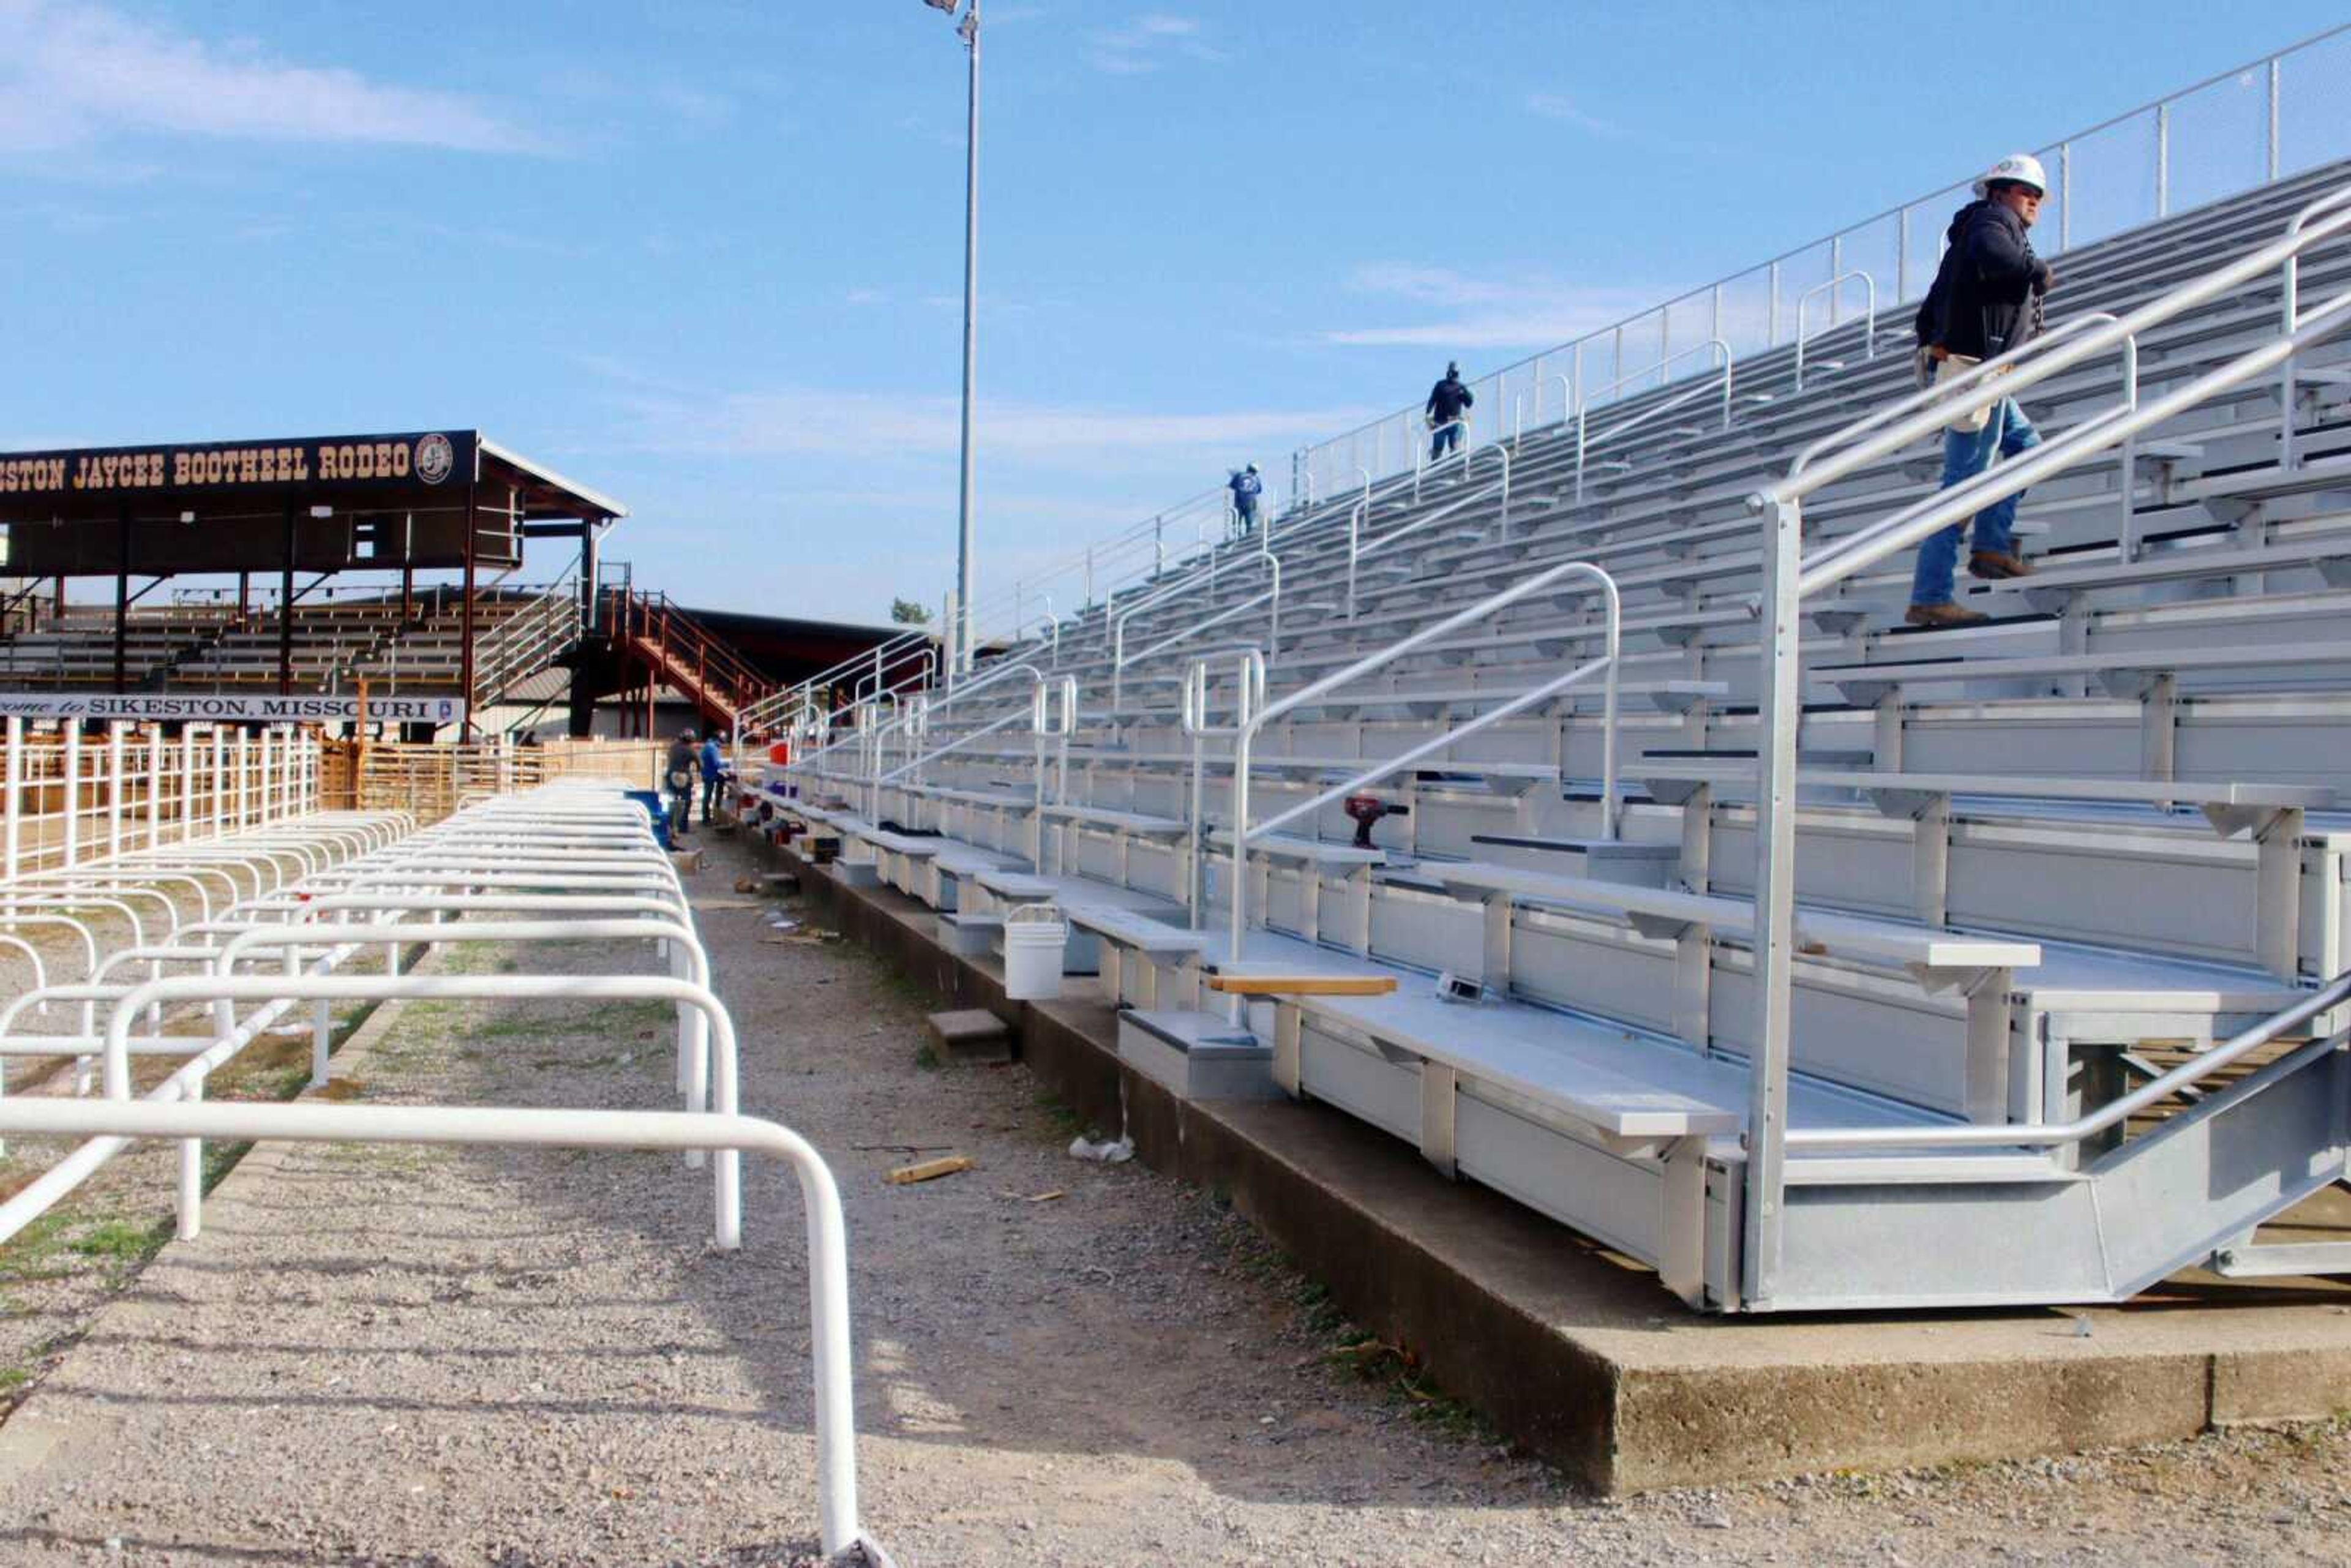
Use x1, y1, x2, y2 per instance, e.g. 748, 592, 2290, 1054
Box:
1419, 1061, 1458, 1180
2255, 808, 2306, 981
1742, 496, 1804, 1307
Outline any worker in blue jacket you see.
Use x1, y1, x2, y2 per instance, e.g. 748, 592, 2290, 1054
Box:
1228, 463, 1263, 539
700, 731, 727, 823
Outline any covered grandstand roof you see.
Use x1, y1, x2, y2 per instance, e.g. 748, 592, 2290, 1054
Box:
0, 430, 624, 576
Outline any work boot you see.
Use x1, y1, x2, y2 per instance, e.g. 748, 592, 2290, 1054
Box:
1969, 550, 2032, 580
1905, 601, 1989, 629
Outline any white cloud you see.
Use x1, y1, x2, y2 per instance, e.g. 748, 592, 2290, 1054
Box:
1088, 13, 1226, 75
1322, 261, 1670, 350
607, 383, 1375, 466
0, 1, 546, 156
1524, 92, 1624, 138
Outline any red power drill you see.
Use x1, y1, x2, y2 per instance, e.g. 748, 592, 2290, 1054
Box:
1343, 793, 1408, 850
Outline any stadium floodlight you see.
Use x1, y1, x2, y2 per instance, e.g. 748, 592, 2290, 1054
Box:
918, 0, 981, 677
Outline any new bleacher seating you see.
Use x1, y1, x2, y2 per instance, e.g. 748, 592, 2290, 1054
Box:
763, 160, 2351, 1313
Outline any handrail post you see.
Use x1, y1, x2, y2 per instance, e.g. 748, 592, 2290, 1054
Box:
2154, 101, 2170, 219
2267, 56, 2281, 182
1742, 492, 1803, 1309
1469, 442, 1513, 541
1346, 500, 1367, 620
2059, 140, 2072, 253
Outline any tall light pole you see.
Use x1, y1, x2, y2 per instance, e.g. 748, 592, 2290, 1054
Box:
924, 0, 981, 676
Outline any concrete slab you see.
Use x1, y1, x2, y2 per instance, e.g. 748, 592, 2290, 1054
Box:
926, 1007, 1013, 1064
763, 836, 2351, 1494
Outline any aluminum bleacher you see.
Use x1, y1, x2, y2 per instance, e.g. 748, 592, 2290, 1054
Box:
749, 155, 2351, 1315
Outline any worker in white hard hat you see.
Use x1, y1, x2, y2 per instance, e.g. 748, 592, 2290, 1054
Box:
1903, 152, 2057, 628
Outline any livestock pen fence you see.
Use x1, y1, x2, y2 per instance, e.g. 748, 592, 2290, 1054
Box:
338, 738, 663, 822
0, 716, 321, 879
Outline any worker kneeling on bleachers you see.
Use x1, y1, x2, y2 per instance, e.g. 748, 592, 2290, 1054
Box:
1907, 152, 2057, 629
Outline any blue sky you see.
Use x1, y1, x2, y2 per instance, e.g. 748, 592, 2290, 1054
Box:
2, 1, 2345, 625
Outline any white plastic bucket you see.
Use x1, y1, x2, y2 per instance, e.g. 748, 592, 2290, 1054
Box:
1002, 904, 1067, 1000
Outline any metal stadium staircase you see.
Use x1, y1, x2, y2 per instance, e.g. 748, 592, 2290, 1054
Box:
605, 585, 777, 729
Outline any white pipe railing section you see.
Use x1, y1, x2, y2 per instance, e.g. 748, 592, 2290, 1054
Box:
0, 1095, 883, 1561
1110, 550, 1280, 715
1180, 648, 1265, 926
1574, 340, 1734, 501
1792, 269, 1878, 392
1222, 561, 1622, 992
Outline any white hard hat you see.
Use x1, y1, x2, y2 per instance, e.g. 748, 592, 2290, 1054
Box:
1973, 152, 2049, 199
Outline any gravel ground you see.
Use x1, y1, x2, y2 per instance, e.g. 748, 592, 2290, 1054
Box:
0, 887, 380, 1419
0, 830, 2345, 1566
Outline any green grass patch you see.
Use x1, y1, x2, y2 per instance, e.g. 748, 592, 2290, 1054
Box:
67, 1217, 171, 1267
0, 1214, 77, 1286
913, 1042, 941, 1072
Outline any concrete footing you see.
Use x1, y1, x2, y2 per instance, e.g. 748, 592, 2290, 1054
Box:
766, 842, 2351, 1493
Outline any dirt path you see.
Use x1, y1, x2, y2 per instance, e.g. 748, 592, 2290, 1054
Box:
0, 831, 2344, 1565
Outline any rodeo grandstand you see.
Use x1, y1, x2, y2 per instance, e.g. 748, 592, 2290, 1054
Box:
3, 23, 2351, 1556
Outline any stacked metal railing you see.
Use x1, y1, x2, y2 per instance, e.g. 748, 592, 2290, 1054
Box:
0, 771, 886, 1558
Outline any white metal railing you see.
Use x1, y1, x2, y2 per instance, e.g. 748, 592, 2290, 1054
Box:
0, 720, 321, 880
1575, 340, 1735, 501
1732, 181, 2351, 1310
1297, 23, 2351, 503
1344, 481, 1502, 621
1220, 561, 1622, 997
466, 563, 585, 705
0, 776, 885, 1554
0, 1095, 883, 1558
1110, 547, 1281, 715
1793, 271, 1877, 392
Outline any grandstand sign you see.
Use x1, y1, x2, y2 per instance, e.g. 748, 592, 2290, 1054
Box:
0, 693, 467, 726
0, 432, 476, 500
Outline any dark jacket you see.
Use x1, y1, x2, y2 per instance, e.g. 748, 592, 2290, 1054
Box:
1228, 470, 1262, 508
1914, 198, 2053, 361
1425, 375, 1474, 422
666, 739, 699, 789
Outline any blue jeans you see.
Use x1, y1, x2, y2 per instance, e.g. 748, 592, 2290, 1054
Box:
701, 774, 722, 822
1232, 499, 1258, 539
1910, 397, 2041, 606
1430, 422, 1463, 462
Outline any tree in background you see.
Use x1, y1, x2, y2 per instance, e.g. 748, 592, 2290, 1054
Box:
891, 598, 931, 625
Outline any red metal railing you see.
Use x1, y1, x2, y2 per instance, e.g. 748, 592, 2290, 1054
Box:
604, 588, 777, 727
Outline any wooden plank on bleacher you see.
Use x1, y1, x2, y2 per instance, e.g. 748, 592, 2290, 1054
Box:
1207, 974, 1399, 997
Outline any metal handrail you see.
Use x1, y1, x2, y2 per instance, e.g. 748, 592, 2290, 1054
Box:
1298, 21, 2351, 493
1789, 975, 2351, 1153
1575, 340, 1734, 501
0, 1095, 880, 1558
1733, 184, 2351, 1309
1415, 419, 1473, 500
1180, 647, 1265, 926
1111, 548, 1280, 715
2280, 184, 2351, 469
1793, 270, 1877, 392
1221, 560, 1621, 989
1467, 441, 1513, 541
